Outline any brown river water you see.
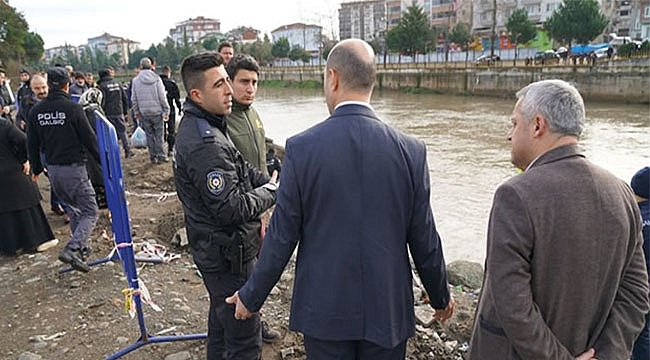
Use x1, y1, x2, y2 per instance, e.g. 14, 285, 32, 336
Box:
255, 87, 650, 264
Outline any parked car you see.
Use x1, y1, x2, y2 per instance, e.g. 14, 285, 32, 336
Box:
533, 50, 560, 65
475, 54, 501, 65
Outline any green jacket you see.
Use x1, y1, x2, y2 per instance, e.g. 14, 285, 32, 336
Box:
227, 101, 268, 175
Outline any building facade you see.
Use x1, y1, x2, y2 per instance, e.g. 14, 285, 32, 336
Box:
169, 16, 221, 46
339, 0, 387, 42
271, 23, 323, 56
87, 32, 139, 66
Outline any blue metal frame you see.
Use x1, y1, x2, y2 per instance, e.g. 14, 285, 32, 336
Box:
61, 110, 206, 359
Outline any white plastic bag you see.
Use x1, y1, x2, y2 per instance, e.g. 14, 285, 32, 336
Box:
130, 126, 147, 148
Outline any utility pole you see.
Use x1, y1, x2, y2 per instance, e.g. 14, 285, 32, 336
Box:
490, 0, 497, 58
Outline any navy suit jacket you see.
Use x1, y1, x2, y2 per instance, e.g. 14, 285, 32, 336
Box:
238, 103, 450, 348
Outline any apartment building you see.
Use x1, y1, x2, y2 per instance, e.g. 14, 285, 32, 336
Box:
169, 16, 221, 46
271, 23, 323, 56
339, 0, 387, 41
87, 33, 140, 66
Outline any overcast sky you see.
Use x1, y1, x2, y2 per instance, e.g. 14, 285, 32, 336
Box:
12, 0, 342, 49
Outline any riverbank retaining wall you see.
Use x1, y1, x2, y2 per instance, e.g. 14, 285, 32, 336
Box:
260, 59, 650, 103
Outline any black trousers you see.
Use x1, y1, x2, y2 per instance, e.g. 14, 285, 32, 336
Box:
303, 336, 407, 360
201, 261, 261, 360
165, 110, 176, 151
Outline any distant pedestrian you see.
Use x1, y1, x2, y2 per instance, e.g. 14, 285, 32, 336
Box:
160, 65, 182, 157
27, 67, 101, 273
97, 68, 133, 158
69, 72, 88, 96
0, 69, 15, 122
218, 41, 234, 65
130, 57, 170, 164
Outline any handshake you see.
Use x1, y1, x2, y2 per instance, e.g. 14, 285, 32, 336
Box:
261, 170, 279, 192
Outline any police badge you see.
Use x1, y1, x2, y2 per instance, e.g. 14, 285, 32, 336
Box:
206, 171, 225, 195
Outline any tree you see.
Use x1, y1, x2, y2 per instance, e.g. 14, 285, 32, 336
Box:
385, 1, 434, 57
506, 9, 537, 63
448, 23, 472, 62
271, 37, 290, 59
0, 1, 30, 66
241, 35, 273, 65
289, 44, 311, 63
23, 32, 44, 65
545, 0, 608, 47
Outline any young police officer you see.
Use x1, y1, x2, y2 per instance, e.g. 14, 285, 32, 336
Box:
173, 52, 277, 359
27, 67, 100, 273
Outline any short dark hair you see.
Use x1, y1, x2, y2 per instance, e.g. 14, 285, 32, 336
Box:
181, 52, 225, 93
162, 65, 171, 73
218, 41, 233, 52
226, 54, 259, 80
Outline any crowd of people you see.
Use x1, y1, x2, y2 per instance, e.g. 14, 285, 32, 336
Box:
0, 38, 648, 360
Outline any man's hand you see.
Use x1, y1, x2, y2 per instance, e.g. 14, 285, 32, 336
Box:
225, 291, 255, 320
31, 173, 39, 182
262, 170, 279, 191
433, 294, 455, 323
22, 161, 30, 175
576, 348, 597, 360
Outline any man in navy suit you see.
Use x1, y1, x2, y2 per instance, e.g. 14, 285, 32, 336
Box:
227, 39, 454, 359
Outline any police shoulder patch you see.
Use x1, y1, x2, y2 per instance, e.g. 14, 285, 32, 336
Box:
206, 171, 226, 196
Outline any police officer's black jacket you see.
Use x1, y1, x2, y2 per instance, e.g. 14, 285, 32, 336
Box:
160, 74, 182, 113
26, 89, 100, 175
173, 99, 276, 273
97, 75, 128, 117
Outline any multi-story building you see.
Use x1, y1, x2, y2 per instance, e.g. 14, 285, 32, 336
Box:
271, 23, 323, 56
87, 32, 139, 66
339, 0, 387, 42
638, 0, 650, 40
169, 16, 221, 46
44, 45, 79, 64
386, 0, 403, 27
228, 26, 260, 44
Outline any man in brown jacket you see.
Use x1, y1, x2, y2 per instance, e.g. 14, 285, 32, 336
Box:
468, 79, 649, 360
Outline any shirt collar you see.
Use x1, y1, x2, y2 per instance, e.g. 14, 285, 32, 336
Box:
335, 101, 374, 111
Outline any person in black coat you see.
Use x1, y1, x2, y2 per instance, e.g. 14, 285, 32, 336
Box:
0, 118, 58, 254
160, 65, 182, 157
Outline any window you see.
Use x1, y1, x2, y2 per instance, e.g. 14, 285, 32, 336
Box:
645, 6, 650, 18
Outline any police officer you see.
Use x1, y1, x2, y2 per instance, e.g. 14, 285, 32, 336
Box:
27, 67, 100, 273
173, 52, 277, 360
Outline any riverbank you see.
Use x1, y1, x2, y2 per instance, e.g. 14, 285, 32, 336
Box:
0, 146, 478, 360
260, 58, 650, 104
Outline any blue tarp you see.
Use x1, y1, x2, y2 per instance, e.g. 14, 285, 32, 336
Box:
570, 43, 610, 55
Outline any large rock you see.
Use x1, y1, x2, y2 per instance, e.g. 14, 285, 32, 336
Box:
446, 260, 484, 290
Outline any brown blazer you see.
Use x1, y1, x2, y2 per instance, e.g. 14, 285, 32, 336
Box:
468, 144, 649, 360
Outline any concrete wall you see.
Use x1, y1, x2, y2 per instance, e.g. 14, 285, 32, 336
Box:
261, 61, 650, 103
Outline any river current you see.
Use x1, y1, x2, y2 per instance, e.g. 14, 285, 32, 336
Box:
255, 87, 650, 263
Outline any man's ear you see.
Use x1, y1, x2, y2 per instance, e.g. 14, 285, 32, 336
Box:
327, 68, 339, 92
189, 89, 201, 104
533, 115, 546, 136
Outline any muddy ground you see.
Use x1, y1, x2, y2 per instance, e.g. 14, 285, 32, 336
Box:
0, 146, 476, 360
